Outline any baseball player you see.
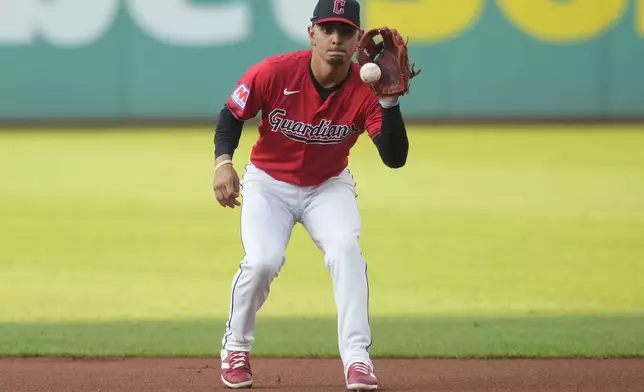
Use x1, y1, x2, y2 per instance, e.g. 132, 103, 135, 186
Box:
213, 0, 420, 389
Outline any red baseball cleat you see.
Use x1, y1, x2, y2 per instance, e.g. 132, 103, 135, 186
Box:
346, 362, 379, 390
220, 349, 253, 389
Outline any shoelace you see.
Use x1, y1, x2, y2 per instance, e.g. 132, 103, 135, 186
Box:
228, 352, 250, 370
351, 363, 372, 375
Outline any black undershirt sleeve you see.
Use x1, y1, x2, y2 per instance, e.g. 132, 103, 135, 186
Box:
214, 104, 244, 158
372, 104, 409, 168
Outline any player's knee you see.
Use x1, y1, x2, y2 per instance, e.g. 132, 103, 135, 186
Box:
324, 237, 362, 266
243, 250, 285, 280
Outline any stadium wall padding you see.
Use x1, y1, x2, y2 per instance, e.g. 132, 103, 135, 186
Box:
1, 0, 643, 121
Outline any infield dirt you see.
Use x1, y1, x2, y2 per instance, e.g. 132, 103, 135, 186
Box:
1, 357, 643, 391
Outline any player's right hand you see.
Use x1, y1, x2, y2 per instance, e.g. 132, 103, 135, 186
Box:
213, 159, 241, 209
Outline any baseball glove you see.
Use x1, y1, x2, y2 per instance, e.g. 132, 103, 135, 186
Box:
355, 26, 421, 96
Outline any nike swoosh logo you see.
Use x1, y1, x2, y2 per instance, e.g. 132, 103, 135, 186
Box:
283, 88, 300, 95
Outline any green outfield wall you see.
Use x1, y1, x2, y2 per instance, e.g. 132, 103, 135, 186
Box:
1, 0, 643, 121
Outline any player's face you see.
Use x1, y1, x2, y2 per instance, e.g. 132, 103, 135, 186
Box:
309, 22, 361, 66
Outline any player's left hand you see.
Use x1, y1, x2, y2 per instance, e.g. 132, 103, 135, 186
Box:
355, 26, 421, 97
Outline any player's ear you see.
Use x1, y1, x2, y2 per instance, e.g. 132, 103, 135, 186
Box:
308, 24, 316, 46
357, 28, 364, 41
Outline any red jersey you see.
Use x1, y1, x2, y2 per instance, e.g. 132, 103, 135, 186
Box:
227, 50, 382, 187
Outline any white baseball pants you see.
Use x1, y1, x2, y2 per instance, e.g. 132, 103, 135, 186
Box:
221, 163, 373, 373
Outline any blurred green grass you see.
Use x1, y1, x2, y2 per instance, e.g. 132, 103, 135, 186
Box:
1, 125, 643, 356
2, 315, 644, 358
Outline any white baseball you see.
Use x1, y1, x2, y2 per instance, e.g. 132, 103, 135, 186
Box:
360, 63, 381, 85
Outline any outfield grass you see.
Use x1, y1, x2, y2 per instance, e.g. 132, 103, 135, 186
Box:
1, 125, 643, 357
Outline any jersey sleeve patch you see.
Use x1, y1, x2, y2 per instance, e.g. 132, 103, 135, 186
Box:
231, 83, 250, 110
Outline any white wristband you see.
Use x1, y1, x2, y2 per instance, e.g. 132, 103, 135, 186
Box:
214, 159, 233, 172
379, 98, 399, 108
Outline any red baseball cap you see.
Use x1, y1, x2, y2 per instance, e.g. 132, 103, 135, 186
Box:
310, 0, 361, 30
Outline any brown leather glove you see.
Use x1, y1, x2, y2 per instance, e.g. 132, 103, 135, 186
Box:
355, 26, 421, 96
